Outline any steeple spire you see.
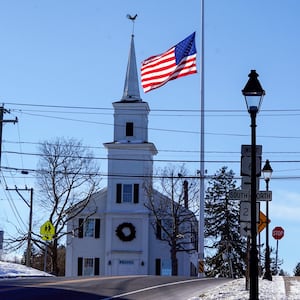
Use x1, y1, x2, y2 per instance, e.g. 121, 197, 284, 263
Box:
121, 15, 141, 101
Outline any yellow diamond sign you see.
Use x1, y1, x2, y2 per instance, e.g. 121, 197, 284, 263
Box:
40, 221, 55, 241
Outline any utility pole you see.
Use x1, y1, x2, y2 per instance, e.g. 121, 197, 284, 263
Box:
6, 186, 33, 267
0, 105, 18, 167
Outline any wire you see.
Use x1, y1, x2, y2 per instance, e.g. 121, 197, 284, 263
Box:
6, 101, 300, 113
0, 171, 27, 229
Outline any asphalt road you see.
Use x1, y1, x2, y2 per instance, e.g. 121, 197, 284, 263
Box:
0, 275, 232, 300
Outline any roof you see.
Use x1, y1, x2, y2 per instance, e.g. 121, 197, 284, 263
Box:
120, 34, 142, 102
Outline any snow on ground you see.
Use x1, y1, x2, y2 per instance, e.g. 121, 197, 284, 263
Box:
190, 276, 300, 300
288, 279, 300, 299
0, 261, 52, 278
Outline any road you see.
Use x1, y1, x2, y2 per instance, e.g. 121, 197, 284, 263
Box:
0, 275, 232, 300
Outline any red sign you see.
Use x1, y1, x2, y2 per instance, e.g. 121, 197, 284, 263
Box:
272, 226, 284, 240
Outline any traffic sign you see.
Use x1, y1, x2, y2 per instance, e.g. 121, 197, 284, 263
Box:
239, 202, 260, 222
240, 222, 251, 237
257, 211, 270, 233
229, 190, 272, 201
240, 202, 251, 222
241, 156, 262, 177
40, 220, 55, 241
241, 145, 262, 157
240, 145, 262, 177
272, 226, 284, 240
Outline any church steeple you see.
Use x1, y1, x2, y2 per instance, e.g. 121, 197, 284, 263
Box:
121, 34, 141, 101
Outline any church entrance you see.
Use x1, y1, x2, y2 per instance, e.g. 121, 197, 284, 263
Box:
112, 258, 140, 275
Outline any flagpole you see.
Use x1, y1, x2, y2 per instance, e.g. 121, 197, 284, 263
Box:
198, 0, 205, 278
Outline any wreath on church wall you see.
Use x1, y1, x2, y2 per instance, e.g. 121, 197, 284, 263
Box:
116, 222, 136, 242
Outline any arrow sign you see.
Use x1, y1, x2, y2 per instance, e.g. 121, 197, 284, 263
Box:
240, 222, 251, 237
258, 211, 270, 233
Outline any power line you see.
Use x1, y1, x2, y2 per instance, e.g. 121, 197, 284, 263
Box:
5, 139, 300, 156
7, 110, 300, 139
0, 171, 27, 230
1, 165, 300, 181
6, 101, 300, 114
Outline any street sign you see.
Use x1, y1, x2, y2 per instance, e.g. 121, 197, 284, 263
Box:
272, 226, 284, 240
229, 190, 249, 200
40, 221, 55, 241
256, 191, 272, 201
229, 190, 272, 201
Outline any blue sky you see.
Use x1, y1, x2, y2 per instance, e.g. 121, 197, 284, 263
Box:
0, 0, 300, 275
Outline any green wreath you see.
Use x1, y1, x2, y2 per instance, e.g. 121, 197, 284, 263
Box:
116, 222, 136, 242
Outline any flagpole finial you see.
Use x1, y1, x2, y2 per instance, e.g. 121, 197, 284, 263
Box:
126, 14, 138, 35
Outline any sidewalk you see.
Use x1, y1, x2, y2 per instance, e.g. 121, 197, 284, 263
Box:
283, 276, 300, 299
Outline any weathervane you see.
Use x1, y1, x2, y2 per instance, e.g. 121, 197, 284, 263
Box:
126, 14, 137, 35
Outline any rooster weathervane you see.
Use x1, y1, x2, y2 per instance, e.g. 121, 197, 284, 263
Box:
126, 14, 138, 35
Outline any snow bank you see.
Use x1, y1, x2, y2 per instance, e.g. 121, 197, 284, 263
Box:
0, 261, 53, 278
191, 276, 291, 300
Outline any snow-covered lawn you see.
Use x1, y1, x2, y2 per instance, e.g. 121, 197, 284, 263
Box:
190, 276, 300, 300
0, 261, 52, 278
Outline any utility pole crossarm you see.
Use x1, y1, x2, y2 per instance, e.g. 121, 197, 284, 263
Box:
6, 186, 31, 207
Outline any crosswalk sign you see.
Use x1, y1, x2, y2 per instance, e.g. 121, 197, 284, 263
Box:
40, 221, 55, 241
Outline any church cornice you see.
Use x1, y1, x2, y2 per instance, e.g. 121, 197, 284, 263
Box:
103, 141, 158, 155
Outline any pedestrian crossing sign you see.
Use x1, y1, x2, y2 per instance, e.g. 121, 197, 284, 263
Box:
40, 220, 55, 241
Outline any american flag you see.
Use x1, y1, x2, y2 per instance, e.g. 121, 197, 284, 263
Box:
141, 32, 197, 93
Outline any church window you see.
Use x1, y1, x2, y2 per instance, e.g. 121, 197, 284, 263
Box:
123, 184, 132, 202
78, 218, 100, 238
77, 257, 100, 276
116, 183, 139, 203
85, 219, 95, 237
126, 122, 134, 136
84, 258, 94, 276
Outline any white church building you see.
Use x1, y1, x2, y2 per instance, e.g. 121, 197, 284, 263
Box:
65, 33, 198, 277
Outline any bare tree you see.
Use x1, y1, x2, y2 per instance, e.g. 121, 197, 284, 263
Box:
144, 164, 199, 276
34, 137, 101, 275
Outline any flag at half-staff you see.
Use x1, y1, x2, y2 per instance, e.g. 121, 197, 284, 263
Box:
141, 32, 197, 93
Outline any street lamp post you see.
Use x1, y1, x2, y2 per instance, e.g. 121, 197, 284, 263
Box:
242, 70, 265, 300
262, 160, 273, 281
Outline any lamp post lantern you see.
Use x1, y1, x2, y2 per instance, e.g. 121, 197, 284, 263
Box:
262, 159, 273, 281
242, 70, 265, 300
